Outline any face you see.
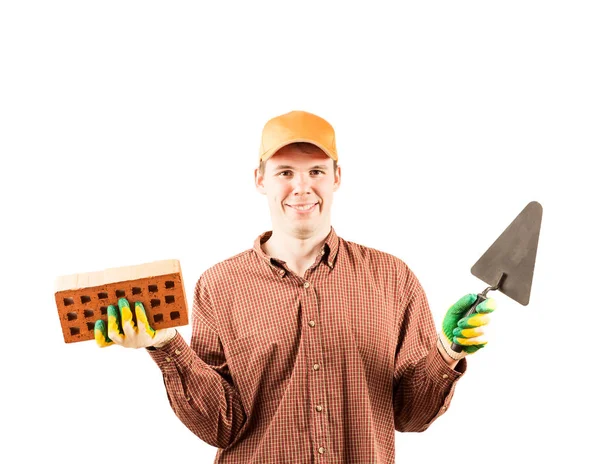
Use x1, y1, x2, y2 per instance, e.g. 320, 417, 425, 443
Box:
255, 144, 341, 239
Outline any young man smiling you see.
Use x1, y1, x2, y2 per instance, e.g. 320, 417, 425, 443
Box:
95, 110, 496, 463
255, 141, 340, 278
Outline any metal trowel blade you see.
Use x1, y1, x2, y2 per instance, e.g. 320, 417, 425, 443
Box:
471, 201, 543, 305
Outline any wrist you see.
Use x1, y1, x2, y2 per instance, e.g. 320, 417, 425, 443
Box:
152, 328, 177, 348
437, 334, 466, 363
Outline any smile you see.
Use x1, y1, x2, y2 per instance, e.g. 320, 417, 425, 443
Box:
286, 203, 318, 213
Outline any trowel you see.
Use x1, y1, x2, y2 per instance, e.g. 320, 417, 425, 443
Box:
451, 201, 543, 352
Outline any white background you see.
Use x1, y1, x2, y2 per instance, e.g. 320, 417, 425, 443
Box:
1, 1, 598, 463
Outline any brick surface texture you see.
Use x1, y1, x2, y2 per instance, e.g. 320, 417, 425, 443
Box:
55, 259, 189, 343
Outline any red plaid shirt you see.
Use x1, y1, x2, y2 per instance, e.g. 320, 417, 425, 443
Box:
149, 227, 466, 463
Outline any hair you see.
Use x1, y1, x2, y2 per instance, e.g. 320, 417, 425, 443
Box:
259, 142, 337, 175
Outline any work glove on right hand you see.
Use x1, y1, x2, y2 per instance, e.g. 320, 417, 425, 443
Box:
94, 297, 176, 349
438, 293, 496, 361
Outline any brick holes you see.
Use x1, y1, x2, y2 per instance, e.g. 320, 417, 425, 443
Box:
56, 270, 186, 343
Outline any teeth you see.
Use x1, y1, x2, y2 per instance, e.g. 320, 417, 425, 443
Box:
289, 204, 315, 210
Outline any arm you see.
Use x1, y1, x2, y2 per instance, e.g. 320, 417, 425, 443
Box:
146, 275, 247, 449
438, 346, 460, 369
392, 262, 466, 432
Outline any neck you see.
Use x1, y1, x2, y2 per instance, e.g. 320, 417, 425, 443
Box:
262, 225, 331, 270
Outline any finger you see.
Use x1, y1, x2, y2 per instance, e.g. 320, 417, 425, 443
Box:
134, 301, 155, 338
106, 304, 124, 344
94, 319, 113, 347
464, 344, 486, 354
476, 297, 496, 314
452, 326, 485, 339
118, 298, 137, 340
458, 312, 491, 328
453, 334, 488, 346
449, 294, 477, 315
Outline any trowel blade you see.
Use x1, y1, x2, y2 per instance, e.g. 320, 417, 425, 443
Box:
471, 201, 543, 305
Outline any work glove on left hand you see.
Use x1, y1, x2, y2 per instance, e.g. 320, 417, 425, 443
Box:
94, 297, 176, 349
438, 293, 496, 361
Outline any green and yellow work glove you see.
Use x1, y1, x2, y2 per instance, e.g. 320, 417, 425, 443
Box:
438, 293, 496, 361
94, 297, 176, 349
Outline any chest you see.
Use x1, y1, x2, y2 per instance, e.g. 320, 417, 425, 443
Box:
222, 270, 398, 363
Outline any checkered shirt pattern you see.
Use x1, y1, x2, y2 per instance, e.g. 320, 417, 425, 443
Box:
149, 227, 466, 463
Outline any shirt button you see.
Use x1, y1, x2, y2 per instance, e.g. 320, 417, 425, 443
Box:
313, 363, 320, 371
175, 349, 181, 355
165, 357, 172, 362
303, 281, 310, 288
442, 374, 449, 379
318, 447, 326, 454
320, 249, 325, 255
316, 405, 323, 412
328, 261, 333, 267
308, 320, 316, 327
279, 270, 285, 276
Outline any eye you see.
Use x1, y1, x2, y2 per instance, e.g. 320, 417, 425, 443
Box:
277, 170, 292, 177
310, 170, 325, 175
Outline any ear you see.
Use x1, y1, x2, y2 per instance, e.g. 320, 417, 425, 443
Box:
255, 167, 266, 195
333, 164, 342, 192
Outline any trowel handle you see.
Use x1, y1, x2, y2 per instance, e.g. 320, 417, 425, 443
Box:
450, 293, 487, 352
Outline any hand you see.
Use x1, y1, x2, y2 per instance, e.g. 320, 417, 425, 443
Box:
438, 294, 496, 361
94, 297, 177, 349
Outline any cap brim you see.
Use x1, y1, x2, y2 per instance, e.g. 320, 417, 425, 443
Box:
260, 138, 337, 162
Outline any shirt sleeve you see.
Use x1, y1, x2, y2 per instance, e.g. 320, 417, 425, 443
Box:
147, 274, 246, 448
392, 261, 467, 432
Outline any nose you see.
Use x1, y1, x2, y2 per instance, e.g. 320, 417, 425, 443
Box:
291, 173, 312, 195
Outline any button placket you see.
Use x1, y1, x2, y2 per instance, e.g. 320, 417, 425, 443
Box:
301, 279, 330, 460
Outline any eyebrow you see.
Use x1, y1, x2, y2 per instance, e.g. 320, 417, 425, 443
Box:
273, 164, 329, 171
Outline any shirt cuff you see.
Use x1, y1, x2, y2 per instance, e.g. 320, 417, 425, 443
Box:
146, 332, 194, 374
425, 344, 467, 388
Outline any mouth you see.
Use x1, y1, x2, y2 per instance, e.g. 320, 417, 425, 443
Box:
285, 202, 319, 214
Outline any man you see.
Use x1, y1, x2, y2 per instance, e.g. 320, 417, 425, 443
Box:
95, 110, 496, 463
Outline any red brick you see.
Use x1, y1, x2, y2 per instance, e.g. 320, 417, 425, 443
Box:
55, 259, 189, 343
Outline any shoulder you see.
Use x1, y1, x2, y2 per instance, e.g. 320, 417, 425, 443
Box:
339, 237, 412, 275
194, 247, 262, 292
338, 236, 424, 293
200, 248, 258, 282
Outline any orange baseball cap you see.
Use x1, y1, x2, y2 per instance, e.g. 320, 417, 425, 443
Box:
258, 110, 338, 163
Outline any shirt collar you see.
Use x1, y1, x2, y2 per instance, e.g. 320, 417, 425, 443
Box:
323, 227, 339, 268
253, 227, 340, 276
